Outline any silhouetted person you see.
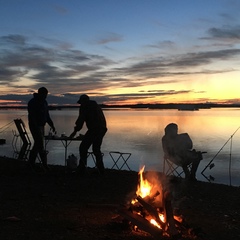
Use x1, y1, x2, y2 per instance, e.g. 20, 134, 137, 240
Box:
69, 94, 107, 174
162, 123, 202, 181
28, 87, 55, 170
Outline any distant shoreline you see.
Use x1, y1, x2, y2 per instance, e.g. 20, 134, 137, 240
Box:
0, 103, 240, 111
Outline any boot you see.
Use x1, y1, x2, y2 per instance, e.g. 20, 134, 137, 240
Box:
77, 158, 86, 175
96, 153, 105, 175
190, 158, 201, 181
39, 150, 50, 170
28, 150, 37, 169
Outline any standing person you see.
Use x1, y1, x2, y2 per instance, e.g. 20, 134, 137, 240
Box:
69, 94, 107, 175
28, 87, 56, 170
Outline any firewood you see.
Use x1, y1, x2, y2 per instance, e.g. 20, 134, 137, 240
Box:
142, 190, 160, 204
163, 191, 179, 237
136, 196, 166, 229
119, 208, 164, 240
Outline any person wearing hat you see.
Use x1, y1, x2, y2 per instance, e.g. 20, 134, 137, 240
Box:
28, 87, 56, 171
69, 94, 107, 174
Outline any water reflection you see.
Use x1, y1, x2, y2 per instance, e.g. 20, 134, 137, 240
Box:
1, 108, 240, 186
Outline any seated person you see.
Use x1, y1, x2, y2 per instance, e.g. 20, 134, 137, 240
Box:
162, 123, 202, 181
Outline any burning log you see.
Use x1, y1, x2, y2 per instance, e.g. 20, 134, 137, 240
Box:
141, 190, 160, 205
136, 195, 166, 230
120, 166, 187, 239
163, 191, 179, 237
119, 208, 164, 240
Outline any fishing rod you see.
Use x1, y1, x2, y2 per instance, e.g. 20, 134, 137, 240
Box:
0, 114, 27, 134
201, 126, 240, 178
229, 135, 233, 186
0, 120, 14, 133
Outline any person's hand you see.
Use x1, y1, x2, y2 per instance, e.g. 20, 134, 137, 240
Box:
69, 130, 77, 139
51, 127, 56, 134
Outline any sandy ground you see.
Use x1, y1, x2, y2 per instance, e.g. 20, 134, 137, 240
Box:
0, 156, 240, 240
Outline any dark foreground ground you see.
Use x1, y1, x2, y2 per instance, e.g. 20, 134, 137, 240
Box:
0, 156, 240, 240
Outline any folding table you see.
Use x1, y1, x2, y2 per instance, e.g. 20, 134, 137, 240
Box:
45, 135, 83, 166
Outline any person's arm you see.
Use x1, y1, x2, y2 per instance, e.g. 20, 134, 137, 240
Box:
69, 107, 85, 138
45, 102, 55, 132
177, 133, 193, 150
46, 115, 55, 132
74, 110, 85, 131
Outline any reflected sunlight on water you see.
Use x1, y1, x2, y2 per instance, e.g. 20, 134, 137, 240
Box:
1, 108, 240, 186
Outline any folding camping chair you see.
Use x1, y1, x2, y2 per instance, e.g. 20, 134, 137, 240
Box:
13, 118, 32, 160
109, 151, 132, 170
163, 156, 192, 178
13, 118, 44, 166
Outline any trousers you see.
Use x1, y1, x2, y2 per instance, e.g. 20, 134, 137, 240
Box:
78, 127, 107, 173
28, 124, 48, 167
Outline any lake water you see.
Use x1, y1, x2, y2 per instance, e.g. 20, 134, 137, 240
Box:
1, 108, 240, 186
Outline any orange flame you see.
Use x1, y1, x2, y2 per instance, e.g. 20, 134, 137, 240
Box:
132, 166, 166, 229
136, 166, 153, 198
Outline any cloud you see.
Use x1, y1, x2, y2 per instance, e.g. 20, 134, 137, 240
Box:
0, 28, 240, 105
147, 40, 176, 50
91, 89, 193, 104
169, 49, 240, 67
110, 48, 240, 81
209, 26, 240, 39
93, 32, 123, 45
0, 68, 26, 83
1, 34, 26, 46
204, 25, 240, 43
0, 34, 114, 91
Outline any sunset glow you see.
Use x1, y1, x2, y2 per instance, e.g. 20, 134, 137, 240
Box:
0, 1, 240, 106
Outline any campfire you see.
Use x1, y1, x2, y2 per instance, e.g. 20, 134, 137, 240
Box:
119, 166, 185, 239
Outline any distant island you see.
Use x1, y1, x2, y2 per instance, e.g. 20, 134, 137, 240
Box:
1, 103, 240, 111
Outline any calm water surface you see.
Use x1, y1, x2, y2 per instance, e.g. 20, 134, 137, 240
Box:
1, 108, 240, 186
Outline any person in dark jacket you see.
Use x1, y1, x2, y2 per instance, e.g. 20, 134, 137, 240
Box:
162, 123, 202, 181
28, 87, 55, 170
69, 94, 107, 174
